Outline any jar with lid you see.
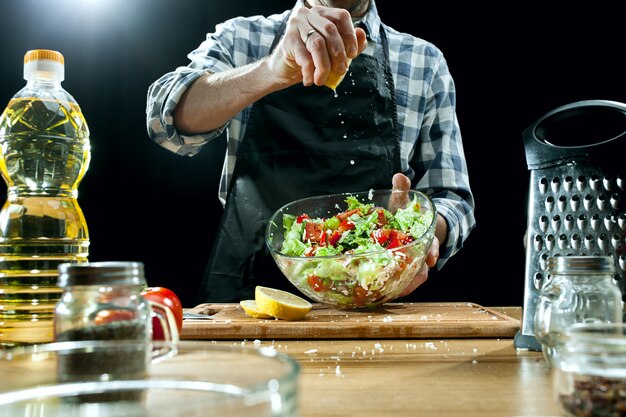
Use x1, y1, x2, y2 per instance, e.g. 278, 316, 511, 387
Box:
53, 261, 156, 387
554, 322, 626, 417
54, 261, 151, 343
534, 256, 624, 367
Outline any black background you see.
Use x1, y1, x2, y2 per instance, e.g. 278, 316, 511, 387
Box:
1, 0, 624, 308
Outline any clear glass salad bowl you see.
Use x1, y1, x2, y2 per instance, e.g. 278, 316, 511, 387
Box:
266, 189, 436, 310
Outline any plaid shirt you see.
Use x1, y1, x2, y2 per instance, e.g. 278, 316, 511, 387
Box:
145, 0, 475, 267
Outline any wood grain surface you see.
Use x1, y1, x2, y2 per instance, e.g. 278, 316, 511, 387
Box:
182, 302, 520, 340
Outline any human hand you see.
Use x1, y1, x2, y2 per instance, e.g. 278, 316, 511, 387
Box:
269, 5, 368, 87
390, 172, 440, 298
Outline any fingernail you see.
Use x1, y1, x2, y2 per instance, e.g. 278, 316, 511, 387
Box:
348, 46, 357, 57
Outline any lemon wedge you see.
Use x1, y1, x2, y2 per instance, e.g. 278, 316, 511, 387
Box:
254, 286, 312, 321
324, 59, 351, 93
240, 299, 273, 319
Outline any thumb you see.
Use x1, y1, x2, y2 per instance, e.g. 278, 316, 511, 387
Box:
392, 173, 411, 191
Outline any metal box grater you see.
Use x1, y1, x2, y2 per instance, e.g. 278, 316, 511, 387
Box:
514, 100, 626, 350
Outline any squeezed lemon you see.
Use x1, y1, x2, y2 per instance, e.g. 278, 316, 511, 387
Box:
254, 286, 312, 321
324, 59, 351, 93
240, 299, 273, 319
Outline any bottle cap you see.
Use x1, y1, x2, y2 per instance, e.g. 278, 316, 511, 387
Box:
23, 49, 65, 81
57, 261, 146, 287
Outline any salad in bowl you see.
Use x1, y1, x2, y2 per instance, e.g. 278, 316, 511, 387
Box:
265, 189, 436, 309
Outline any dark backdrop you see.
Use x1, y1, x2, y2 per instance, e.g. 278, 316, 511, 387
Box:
1, 0, 624, 307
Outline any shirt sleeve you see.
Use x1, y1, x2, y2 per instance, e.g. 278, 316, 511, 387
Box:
145, 19, 242, 157
412, 54, 476, 269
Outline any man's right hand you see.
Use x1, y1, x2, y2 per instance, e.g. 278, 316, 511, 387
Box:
269, 5, 368, 88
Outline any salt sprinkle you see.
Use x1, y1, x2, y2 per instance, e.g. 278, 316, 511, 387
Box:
304, 349, 318, 354
382, 316, 393, 323
253, 339, 261, 346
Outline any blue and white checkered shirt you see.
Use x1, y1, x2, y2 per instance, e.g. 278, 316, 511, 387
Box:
145, 0, 475, 267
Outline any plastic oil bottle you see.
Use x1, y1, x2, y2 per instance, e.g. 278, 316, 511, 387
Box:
0, 49, 91, 345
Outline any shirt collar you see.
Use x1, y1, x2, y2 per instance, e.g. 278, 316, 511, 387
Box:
292, 0, 382, 42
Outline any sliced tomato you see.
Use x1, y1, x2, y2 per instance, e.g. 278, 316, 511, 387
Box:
328, 230, 342, 246
296, 214, 310, 224
336, 208, 360, 222
353, 286, 369, 306
307, 275, 330, 292
304, 221, 325, 244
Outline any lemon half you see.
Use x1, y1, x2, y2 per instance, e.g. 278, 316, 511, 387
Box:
254, 286, 312, 321
240, 299, 273, 319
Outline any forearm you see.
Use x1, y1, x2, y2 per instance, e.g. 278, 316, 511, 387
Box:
173, 58, 289, 135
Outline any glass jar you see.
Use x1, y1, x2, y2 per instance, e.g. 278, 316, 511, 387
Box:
554, 323, 626, 417
54, 261, 150, 343
534, 256, 623, 367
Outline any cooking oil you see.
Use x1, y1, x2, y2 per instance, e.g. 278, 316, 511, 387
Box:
0, 50, 90, 345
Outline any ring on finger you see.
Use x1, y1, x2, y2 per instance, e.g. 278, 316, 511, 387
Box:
302, 29, 317, 44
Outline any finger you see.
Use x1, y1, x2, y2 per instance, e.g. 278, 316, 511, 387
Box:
425, 237, 440, 268
353, 27, 368, 57
392, 173, 411, 190
389, 172, 411, 212
302, 29, 332, 85
397, 263, 429, 298
306, 7, 353, 79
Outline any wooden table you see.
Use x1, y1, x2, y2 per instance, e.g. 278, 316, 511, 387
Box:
182, 307, 563, 417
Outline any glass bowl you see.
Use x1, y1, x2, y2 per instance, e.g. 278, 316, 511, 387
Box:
266, 189, 436, 309
0, 340, 299, 417
553, 323, 626, 417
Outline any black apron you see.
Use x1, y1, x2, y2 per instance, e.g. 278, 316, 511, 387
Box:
198, 23, 402, 303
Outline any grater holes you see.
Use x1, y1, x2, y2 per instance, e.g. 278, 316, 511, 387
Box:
598, 233, 609, 251
539, 215, 549, 232
611, 193, 620, 210
605, 214, 616, 232
604, 174, 615, 192
533, 235, 543, 251
597, 193, 607, 211
533, 272, 544, 290
590, 174, 602, 191
612, 233, 622, 249
619, 213, 626, 230
591, 213, 602, 230
551, 215, 561, 232
620, 253, 626, 271
564, 176, 574, 192
570, 195, 581, 211
546, 234, 556, 251
577, 213, 588, 230
557, 195, 567, 212
545, 196, 555, 212
577, 175, 587, 192
618, 173, 626, 191
539, 177, 549, 194
584, 234, 595, 250
583, 194, 594, 211
565, 214, 575, 230
558, 234, 568, 250
551, 177, 561, 193
571, 233, 581, 250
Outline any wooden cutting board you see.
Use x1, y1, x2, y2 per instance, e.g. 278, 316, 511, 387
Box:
181, 302, 520, 340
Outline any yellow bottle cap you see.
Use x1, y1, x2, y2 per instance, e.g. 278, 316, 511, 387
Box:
23, 49, 65, 81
